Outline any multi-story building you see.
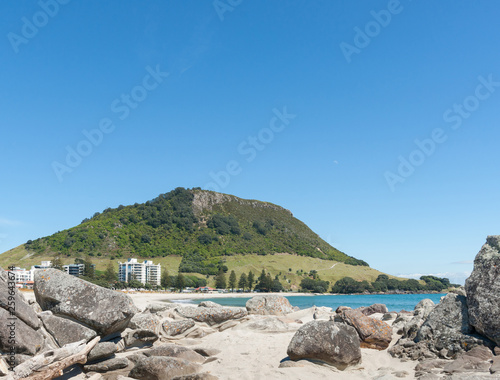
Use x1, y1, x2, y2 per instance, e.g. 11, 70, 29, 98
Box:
118, 258, 161, 286
63, 263, 85, 277
9, 267, 33, 283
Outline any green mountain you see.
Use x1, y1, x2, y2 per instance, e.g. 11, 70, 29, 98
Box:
18, 188, 368, 275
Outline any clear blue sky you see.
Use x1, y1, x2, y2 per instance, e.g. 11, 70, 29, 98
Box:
1, 0, 499, 284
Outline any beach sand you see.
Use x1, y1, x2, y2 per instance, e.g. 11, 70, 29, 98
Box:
23, 290, 417, 379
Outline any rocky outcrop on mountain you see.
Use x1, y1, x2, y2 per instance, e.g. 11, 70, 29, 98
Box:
339, 309, 392, 350
465, 235, 500, 346
34, 269, 138, 336
246, 295, 294, 315
287, 321, 361, 369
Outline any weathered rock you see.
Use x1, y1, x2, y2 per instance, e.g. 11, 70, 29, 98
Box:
392, 313, 414, 335
0, 267, 41, 330
129, 313, 161, 334
246, 295, 294, 316
198, 301, 221, 308
278, 360, 314, 368
40, 313, 96, 347
163, 319, 196, 336
287, 321, 361, 369
336, 306, 352, 313
400, 299, 436, 340
171, 373, 219, 380
34, 269, 138, 336
0, 307, 44, 355
313, 306, 333, 320
340, 309, 392, 350
217, 320, 239, 332
360, 303, 389, 316
123, 329, 158, 348
0, 357, 10, 376
242, 317, 290, 332
463, 346, 494, 362
143, 344, 205, 363
382, 312, 398, 321
83, 357, 129, 372
443, 355, 492, 374
145, 302, 174, 313
416, 293, 492, 358
175, 306, 247, 326
129, 356, 201, 380
466, 236, 500, 346
87, 342, 118, 362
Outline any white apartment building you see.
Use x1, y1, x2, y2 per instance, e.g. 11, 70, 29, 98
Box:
63, 263, 85, 277
118, 258, 161, 286
9, 267, 33, 283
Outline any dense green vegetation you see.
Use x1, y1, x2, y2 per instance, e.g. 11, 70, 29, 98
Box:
331, 274, 460, 294
23, 187, 368, 276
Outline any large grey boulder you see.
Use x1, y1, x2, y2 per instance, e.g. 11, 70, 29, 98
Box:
40, 313, 97, 347
287, 320, 361, 369
175, 306, 247, 326
0, 267, 40, 329
391, 294, 493, 361
0, 307, 44, 355
465, 235, 500, 346
34, 268, 138, 336
129, 356, 201, 380
246, 295, 294, 315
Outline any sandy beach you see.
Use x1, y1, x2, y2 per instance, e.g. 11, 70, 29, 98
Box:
23, 290, 418, 379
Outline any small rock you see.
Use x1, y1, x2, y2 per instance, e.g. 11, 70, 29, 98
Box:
143, 344, 205, 364
278, 360, 314, 368
340, 309, 392, 350
463, 346, 493, 361
198, 301, 221, 308
442, 355, 491, 374
336, 306, 352, 313
360, 304, 388, 316
146, 302, 174, 313
494, 346, 500, 356
129, 356, 201, 380
175, 306, 247, 326
218, 320, 239, 332
83, 357, 129, 372
163, 319, 196, 336
124, 329, 158, 348
87, 342, 118, 362
129, 313, 161, 334
382, 312, 398, 321
246, 295, 294, 316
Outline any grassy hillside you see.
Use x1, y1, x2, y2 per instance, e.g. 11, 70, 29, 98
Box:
11, 188, 368, 270
0, 245, 393, 290
0, 187, 397, 289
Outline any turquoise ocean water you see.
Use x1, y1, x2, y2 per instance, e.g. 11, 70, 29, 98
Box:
176, 293, 445, 312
